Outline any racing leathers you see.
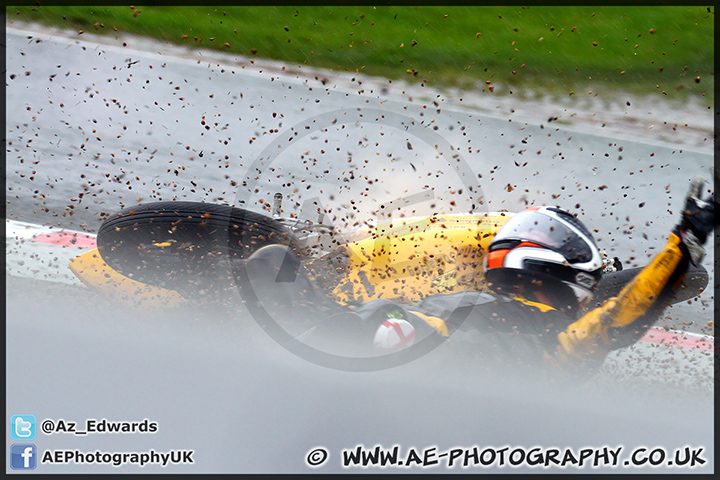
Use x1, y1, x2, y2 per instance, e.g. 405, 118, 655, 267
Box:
244, 178, 714, 374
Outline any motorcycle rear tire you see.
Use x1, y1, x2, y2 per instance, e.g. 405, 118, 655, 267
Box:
96, 201, 299, 293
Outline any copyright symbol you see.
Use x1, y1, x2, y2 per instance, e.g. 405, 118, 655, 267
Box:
41, 419, 55, 434
306, 447, 328, 467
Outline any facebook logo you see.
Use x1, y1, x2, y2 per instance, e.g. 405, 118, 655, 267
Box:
10, 414, 36, 440
11, 444, 37, 470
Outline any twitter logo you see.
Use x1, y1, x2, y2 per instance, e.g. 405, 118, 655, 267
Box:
11, 415, 37, 440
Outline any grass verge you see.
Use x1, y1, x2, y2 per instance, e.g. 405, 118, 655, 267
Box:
6, 5, 714, 102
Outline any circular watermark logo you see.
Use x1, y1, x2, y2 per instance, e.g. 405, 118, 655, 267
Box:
233, 107, 486, 371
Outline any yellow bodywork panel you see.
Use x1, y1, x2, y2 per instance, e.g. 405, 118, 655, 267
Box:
325, 213, 512, 304
69, 248, 187, 308
70, 213, 513, 308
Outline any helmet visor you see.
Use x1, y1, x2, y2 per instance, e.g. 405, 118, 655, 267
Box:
492, 210, 596, 263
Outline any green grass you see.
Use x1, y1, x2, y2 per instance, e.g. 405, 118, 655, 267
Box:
6, 5, 714, 101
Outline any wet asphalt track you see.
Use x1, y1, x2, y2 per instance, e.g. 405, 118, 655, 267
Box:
5, 25, 714, 473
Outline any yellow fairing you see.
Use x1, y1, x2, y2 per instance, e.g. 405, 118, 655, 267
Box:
556, 233, 686, 361
69, 248, 187, 308
328, 213, 512, 304
70, 213, 512, 308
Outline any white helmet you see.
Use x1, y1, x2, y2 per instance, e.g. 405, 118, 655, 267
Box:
485, 206, 604, 311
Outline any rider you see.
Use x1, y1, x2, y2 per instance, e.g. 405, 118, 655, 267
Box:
245, 178, 715, 375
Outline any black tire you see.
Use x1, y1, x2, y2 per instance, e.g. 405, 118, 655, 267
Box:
97, 201, 299, 294
591, 262, 708, 308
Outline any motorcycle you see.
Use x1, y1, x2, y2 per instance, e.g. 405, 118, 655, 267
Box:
69, 198, 708, 312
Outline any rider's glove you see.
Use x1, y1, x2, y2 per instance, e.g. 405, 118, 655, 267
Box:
673, 176, 717, 264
